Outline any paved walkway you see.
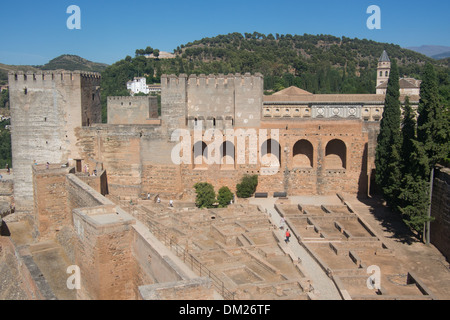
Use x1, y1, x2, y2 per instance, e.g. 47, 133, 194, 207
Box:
250, 197, 342, 300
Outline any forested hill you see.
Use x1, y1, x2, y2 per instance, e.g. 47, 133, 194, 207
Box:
100, 32, 450, 121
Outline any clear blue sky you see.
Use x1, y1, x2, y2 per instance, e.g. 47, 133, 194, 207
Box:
0, 0, 449, 65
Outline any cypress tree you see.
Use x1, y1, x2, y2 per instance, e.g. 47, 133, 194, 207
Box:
416, 63, 449, 243
417, 63, 449, 167
398, 96, 431, 237
375, 59, 402, 209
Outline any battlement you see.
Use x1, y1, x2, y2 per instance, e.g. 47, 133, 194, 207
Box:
8, 70, 101, 84
107, 96, 154, 102
161, 73, 263, 89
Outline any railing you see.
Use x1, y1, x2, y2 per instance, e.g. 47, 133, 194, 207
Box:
126, 204, 236, 300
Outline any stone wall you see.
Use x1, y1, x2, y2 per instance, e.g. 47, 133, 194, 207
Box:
0, 174, 13, 206
72, 205, 136, 300
0, 237, 44, 299
430, 166, 450, 262
32, 164, 74, 240
107, 96, 159, 125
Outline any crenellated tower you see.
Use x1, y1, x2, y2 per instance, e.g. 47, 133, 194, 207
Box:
8, 70, 101, 212
161, 72, 263, 134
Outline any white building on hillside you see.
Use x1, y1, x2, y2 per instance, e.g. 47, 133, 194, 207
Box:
127, 77, 150, 95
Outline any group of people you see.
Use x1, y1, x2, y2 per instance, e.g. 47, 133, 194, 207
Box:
147, 193, 174, 207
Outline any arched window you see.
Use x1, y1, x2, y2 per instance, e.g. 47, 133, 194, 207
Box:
193, 141, 208, 168
220, 141, 235, 168
293, 140, 314, 168
385, 71, 389, 77
325, 139, 347, 169
380, 71, 383, 77
260, 139, 281, 167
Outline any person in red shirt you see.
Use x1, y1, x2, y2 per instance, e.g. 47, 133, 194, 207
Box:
285, 229, 291, 243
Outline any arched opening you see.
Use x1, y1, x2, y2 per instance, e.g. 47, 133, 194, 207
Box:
325, 139, 347, 169
260, 139, 281, 167
193, 141, 208, 168
220, 141, 235, 169
293, 140, 313, 168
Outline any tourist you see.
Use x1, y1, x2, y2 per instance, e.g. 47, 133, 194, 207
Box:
6, 163, 9, 173
169, 200, 173, 207
285, 229, 291, 244
46, 162, 49, 170
280, 217, 286, 230
157, 196, 161, 203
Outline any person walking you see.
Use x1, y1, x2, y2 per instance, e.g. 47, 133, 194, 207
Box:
285, 229, 291, 244
280, 217, 286, 230
6, 163, 9, 174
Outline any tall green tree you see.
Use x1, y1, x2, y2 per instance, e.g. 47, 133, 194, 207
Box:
398, 96, 431, 236
375, 59, 402, 209
417, 63, 449, 167
416, 63, 450, 243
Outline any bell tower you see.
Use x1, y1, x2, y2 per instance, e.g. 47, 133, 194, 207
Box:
377, 50, 391, 87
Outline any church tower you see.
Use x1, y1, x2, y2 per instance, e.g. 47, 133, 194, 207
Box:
377, 50, 391, 87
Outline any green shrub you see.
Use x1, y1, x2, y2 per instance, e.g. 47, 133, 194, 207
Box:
194, 182, 216, 208
236, 175, 258, 198
217, 186, 233, 207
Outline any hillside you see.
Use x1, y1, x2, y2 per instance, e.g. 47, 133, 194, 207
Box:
40, 54, 109, 72
100, 32, 450, 123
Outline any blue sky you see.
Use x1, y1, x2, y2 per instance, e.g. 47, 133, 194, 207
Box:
0, 0, 449, 65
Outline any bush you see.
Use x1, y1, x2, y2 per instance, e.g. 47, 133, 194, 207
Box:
217, 186, 233, 208
236, 175, 258, 198
194, 182, 216, 208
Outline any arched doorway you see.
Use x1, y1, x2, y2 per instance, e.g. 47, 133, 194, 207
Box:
325, 139, 347, 169
220, 140, 235, 168
193, 141, 208, 168
293, 140, 314, 168
260, 139, 281, 167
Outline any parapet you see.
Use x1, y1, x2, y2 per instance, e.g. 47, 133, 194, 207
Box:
107, 96, 155, 102
162, 73, 263, 89
8, 70, 101, 84
161, 74, 188, 87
